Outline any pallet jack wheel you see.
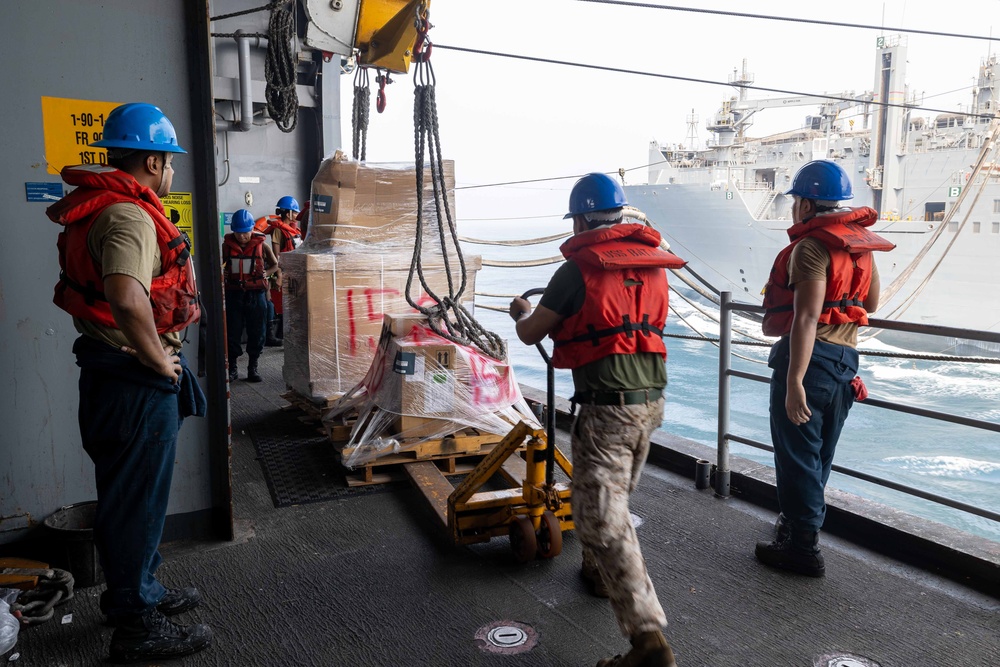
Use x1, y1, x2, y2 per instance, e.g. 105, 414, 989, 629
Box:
509, 516, 538, 563
536, 510, 562, 559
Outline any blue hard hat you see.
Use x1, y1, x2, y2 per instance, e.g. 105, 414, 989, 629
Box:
786, 160, 853, 200
276, 196, 300, 213
92, 103, 187, 154
564, 173, 628, 219
231, 209, 255, 233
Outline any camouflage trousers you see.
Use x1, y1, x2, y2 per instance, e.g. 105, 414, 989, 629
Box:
572, 397, 667, 637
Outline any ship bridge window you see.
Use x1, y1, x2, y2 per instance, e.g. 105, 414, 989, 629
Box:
973, 221, 981, 233
993, 222, 1000, 234
948, 220, 959, 232
993, 199, 1000, 213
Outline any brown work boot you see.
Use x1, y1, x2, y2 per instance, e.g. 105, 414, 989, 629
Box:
596, 630, 678, 667
581, 550, 609, 598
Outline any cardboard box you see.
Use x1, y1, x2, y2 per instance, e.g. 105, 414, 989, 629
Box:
281, 249, 481, 401
307, 154, 457, 247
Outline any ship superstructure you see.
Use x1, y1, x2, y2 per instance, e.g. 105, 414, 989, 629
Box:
626, 36, 1000, 351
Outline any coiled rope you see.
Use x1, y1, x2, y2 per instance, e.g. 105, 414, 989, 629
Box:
407, 9, 506, 361
210, 0, 298, 133
264, 1, 298, 133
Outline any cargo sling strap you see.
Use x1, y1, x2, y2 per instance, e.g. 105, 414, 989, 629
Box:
351, 66, 370, 162
406, 8, 506, 362
553, 314, 666, 348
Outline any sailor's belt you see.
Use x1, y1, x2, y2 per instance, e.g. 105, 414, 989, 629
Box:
572, 387, 664, 406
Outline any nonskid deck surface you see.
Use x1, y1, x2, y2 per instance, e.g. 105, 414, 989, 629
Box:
12, 347, 997, 667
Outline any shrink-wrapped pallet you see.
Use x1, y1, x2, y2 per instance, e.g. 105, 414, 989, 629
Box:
281, 249, 480, 401
282, 152, 478, 401
332, 314, 538, 468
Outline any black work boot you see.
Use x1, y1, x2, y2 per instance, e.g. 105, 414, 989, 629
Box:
265, 320, 281, 347
246, 358, 262, 383
596, 630, 678, 667
774, 513, 790, 542
106, 588, 202, 626
755, 528, 825, 577
228, 364, 238, 382
157, 587, 202, 616
108, 608, 212, 663
275, 314, 284, 341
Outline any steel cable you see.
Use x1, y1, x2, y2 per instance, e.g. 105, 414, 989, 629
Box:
407, 49, 506, 361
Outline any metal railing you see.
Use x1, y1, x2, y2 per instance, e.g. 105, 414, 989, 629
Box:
715, 292, 1000, 524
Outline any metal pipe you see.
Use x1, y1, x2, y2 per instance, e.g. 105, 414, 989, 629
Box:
216, 30, 253, 132
715, 291, 732, 498
545, 360, 555, 488
722, 433, 1000, 523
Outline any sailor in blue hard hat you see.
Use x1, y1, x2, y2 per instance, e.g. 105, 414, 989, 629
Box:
223, 209, 279, 382
92, 102, 187, 198
508, 171, 684, 667
757, 159, 893, 578
46, 102, 214, 663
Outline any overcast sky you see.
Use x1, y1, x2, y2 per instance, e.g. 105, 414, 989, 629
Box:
339, 0, 999, 225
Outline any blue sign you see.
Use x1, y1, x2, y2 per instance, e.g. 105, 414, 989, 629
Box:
25, 182, 64, 202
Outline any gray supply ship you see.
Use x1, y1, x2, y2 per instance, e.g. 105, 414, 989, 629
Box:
625, 36, 1000, 353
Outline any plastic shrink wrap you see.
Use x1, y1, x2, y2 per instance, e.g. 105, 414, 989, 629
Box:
328, 314, 539, 468
282, 151, 481, 401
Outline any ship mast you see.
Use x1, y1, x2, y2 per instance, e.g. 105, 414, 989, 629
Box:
870, 35, 908, 215
730, 59, 754, 141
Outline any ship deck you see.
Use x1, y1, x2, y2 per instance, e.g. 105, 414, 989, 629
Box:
9, 346, 999, 667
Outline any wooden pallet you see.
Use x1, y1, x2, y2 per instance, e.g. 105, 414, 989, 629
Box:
280, 389, 342, 432
340, 433, 510, 487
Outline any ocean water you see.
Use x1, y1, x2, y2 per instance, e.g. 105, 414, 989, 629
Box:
461, 217, 1000, 544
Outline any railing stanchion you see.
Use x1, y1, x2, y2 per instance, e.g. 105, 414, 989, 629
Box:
716, 291, 732, 498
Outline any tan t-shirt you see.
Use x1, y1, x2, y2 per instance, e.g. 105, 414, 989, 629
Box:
787, 237, 879, 349
73, 202, 183, 352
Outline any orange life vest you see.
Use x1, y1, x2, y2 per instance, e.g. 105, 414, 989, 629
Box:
761, 207, 894, 337
269, 218, 301, 253
550, 223, 686, 370
255, 215, 301, 253
254, 215, 278, 234
46, 165, 201, 334
223, 233, 269, 291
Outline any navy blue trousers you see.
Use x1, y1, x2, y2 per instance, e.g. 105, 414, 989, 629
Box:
74, 336, 205, 618
768, 337, 859, 533
225, 289, 267, 365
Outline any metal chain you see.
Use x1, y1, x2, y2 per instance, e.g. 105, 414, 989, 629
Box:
211, 31, 268, 38
9, 567, 74, 626
210, 1, 282, 22
264, 1, 298, 133
352, 68, 371, 161
407, 34, 506, 361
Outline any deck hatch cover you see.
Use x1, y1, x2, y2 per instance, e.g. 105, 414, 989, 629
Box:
814, 654, 882, 667
475, 621, 537, 655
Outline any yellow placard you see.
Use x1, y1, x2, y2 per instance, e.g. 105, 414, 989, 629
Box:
161, 192, 195, 255
41, 96, 121, 174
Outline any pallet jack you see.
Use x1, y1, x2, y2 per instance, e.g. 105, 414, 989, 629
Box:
403, 289, 574, 562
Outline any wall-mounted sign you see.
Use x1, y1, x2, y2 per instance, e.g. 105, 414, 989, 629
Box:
948, 186, 961, 197
41, 96, 121, 174
161, 192, 194, 254
25, 182, 64, 202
